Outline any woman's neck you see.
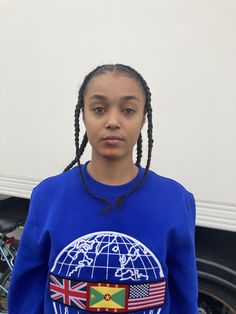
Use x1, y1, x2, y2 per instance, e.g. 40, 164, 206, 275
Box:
86, 159, 139, 186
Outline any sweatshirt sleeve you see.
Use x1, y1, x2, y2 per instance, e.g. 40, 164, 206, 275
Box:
167, 191, 199, 313
8, 186, 50, 314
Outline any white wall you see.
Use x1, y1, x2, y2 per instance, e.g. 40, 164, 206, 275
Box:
0, 1, 236, 217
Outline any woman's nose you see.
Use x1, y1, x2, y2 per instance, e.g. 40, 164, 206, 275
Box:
105, 110, 121, 128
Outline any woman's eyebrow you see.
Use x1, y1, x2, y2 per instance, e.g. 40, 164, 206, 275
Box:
89, 95, 107, 101
88, 95, 140, 101
120, 95, 140, 102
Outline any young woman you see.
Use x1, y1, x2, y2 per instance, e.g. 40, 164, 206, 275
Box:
8, 64, 199, 313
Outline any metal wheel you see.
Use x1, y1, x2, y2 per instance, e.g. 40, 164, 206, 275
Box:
198, 278, 236, 314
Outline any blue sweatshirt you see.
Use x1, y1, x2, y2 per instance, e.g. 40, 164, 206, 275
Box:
8, 161, 198, 314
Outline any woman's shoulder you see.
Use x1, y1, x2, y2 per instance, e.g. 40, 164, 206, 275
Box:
31, 166, 78, 196
147, 168, 192, 196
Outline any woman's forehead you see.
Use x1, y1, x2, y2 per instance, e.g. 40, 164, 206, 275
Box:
84, 72, 145, 99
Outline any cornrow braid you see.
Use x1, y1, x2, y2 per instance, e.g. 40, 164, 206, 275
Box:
63, 133, 88, 172
63, 64, 154, 216
135, 133, 142, 166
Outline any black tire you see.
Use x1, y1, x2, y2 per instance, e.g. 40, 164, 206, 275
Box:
0, 268, 11, 313
198, 278, 236, 314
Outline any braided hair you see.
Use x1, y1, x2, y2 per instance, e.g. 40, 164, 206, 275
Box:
63, 64, 154, 215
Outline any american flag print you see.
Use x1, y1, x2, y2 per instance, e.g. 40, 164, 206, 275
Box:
49, 274, 87, 310
127, 281, 166, 311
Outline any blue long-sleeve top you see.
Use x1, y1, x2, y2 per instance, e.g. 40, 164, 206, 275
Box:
8, 161, 198, 313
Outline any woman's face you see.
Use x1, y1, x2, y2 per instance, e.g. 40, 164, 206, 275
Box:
82, 72, 146, 162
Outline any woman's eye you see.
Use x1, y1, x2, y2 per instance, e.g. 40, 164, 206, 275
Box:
93, 107, 105, 113
123, 108, 135, 114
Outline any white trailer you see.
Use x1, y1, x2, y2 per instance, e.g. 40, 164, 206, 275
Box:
0, 1, 235, 312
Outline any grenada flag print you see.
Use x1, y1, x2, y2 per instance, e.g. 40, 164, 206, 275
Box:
88, 282, 127, 310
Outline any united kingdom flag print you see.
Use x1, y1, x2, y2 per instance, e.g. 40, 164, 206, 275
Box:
49, 274, 87, 310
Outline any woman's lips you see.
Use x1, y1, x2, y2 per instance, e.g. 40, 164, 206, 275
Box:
104, 139, 122, 145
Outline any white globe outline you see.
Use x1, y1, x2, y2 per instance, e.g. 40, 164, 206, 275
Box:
51, 231, 164, 278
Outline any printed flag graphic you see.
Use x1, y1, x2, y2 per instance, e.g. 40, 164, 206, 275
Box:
49, 274, 87, 310
49, 273, 166, 312
127, 281, 166, 310
88, 283, 127, 310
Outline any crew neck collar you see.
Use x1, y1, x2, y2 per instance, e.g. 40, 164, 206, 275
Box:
77, 160, 145, 197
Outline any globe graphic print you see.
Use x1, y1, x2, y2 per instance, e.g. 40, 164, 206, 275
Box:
51, 231, 164, 281
50, 231, 165, 314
